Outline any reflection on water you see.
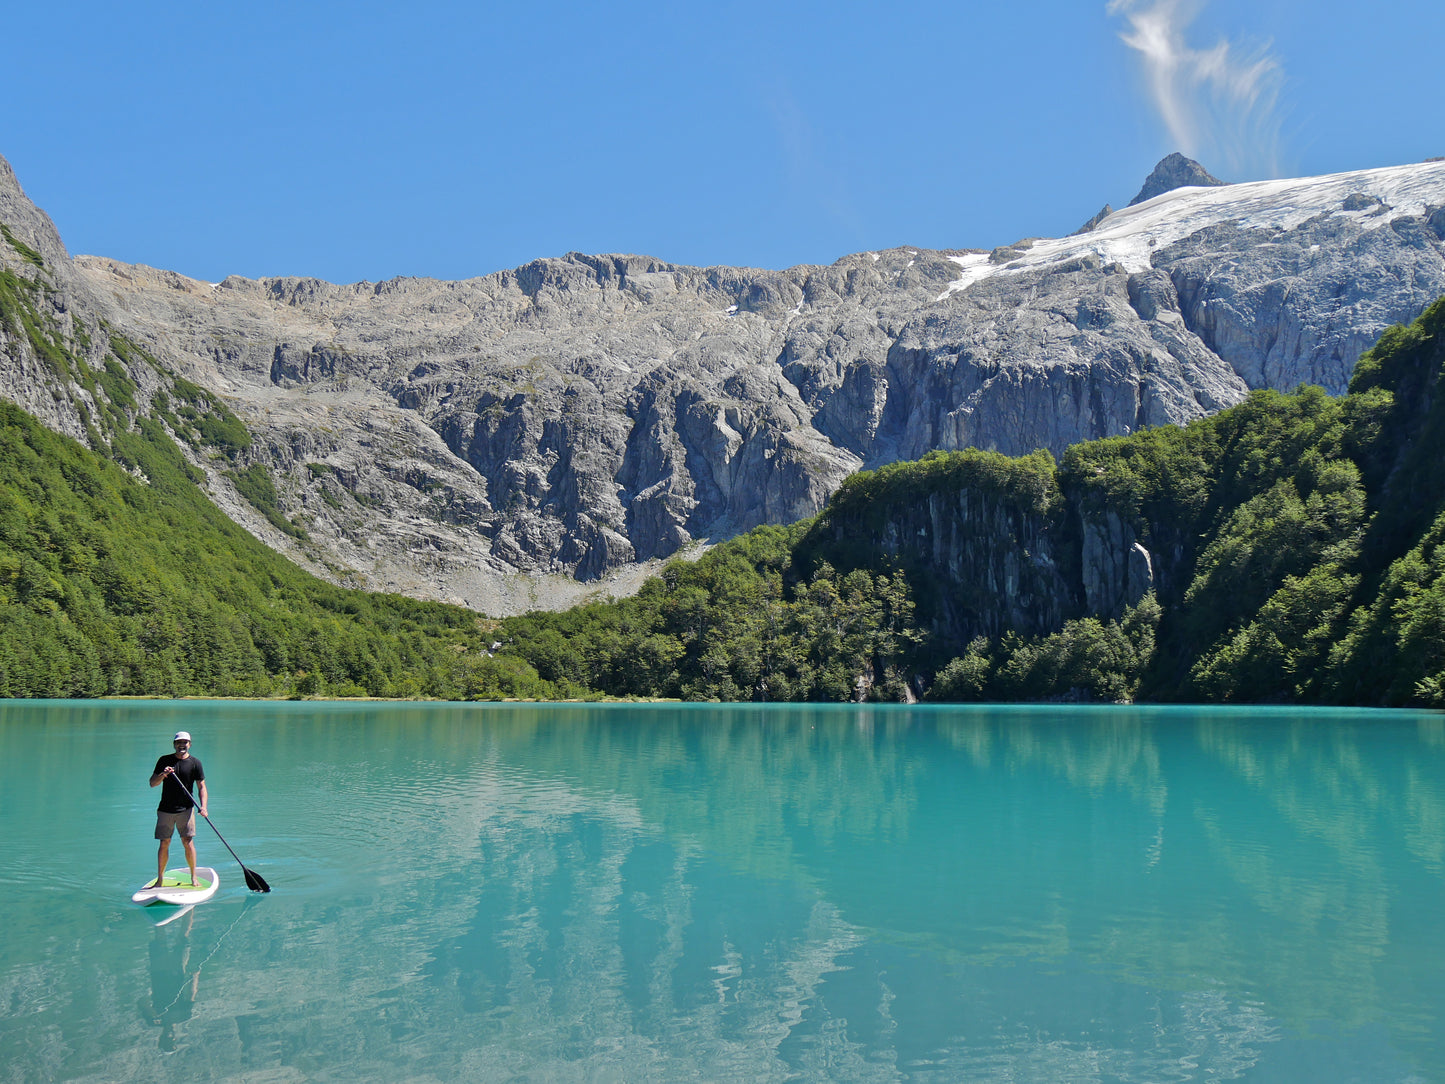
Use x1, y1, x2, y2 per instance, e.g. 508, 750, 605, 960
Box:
0, 701, 1442, 1081
141, 909, 199, 1052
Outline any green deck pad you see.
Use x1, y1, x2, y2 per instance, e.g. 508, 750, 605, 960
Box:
156, 873, 211, 890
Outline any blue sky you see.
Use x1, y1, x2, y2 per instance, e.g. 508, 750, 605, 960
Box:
3, 0, 1441, 284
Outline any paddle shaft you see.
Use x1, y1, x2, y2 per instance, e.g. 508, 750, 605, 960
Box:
163, 768, 270, 892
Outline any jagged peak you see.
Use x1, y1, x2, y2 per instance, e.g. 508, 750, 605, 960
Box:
0, 152, 71, 270
1128, 153, 1227, 207
1072, 204, 1115, 236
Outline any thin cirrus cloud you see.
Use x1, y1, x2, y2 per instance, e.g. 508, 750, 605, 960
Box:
1108, 0, 1283, 179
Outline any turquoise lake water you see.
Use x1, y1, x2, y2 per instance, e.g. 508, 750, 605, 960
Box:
1, 700, 1443, 1082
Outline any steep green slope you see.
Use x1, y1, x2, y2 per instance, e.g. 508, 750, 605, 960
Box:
1044, 298, 1445, 704
0, 399, 556, 698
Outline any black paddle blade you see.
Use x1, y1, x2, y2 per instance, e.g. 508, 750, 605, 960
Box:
243, 867, 271, 893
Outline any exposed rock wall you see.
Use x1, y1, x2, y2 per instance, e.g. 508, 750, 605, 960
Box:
0, 156, 97, 446
803, 462, 1166, 644
844, 484, 1079, 640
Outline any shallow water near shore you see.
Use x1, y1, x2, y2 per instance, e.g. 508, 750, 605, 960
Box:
1, 699, 1443, 1082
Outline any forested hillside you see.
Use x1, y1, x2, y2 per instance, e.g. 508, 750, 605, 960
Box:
0, 395, 558, 698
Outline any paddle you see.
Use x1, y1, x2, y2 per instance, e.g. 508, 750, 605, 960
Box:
165, 770, 271, 893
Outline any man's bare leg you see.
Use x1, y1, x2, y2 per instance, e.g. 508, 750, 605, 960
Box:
152, 837, 171, 889
181, 836, 198, 885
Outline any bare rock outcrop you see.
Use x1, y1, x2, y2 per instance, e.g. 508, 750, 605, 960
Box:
1128, 153, 1226, 206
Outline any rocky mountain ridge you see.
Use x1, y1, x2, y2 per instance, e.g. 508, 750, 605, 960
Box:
4, 153, 1445, 614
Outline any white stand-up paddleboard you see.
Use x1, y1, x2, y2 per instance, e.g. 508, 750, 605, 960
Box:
132, 867, 220, 906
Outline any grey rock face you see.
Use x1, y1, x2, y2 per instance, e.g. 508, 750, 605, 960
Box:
814, 481, 1079, 641
1082, 512, 1153, 620
1128, 153, 1227, 206
0, 157, 94, 444
877, 256, 1249, 462
812, 474, 1165, 643
5, 153, 1445, 614
0, 156, 70, 269
1156, 212, 1445, 394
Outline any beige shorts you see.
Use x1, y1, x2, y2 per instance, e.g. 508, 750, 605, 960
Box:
155, 809, 197, 840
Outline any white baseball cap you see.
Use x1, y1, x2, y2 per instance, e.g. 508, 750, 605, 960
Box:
173, 731, 192, 743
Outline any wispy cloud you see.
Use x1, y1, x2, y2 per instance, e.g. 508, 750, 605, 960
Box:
1108, 0, 1283, 177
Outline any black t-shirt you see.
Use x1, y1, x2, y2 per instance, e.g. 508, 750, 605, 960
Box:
153, 754, 205, 813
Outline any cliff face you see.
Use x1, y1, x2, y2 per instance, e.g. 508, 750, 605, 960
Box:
800, 450, 1164, 643
5, 154, 1445, 613
0, 155, 92, 446
863, 483, 1080, 639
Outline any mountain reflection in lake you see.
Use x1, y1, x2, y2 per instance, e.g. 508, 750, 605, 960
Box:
0, 701, 1441, 1082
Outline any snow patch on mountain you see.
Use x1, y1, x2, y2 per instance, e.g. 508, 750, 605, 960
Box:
940, 160, 1445, 300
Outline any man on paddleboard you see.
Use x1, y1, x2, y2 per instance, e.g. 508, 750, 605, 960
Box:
149, 731, 208, 888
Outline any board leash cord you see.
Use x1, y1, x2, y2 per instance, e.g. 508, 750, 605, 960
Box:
154, 902, 254, 1018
